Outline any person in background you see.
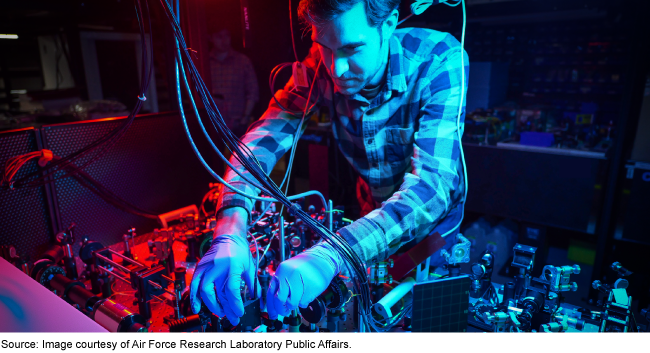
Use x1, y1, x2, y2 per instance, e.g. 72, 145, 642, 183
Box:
209, 28, 259, 138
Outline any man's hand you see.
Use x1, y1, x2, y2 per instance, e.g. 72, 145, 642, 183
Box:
189, 207, 259, 325
266, 241, 343, 319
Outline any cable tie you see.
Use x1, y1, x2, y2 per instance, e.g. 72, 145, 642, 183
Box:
38, 149, 53, 167
138, 95, 147, 101
185, 47, 199, 59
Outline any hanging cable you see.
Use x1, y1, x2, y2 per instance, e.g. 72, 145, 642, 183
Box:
1, 0, 154, 190
174, 35, 328, 208
156, 0, 467, 331
69, 165, 159, 220
279, 59, 322, 217
288, 0, 299, 62
158, 0, 372, 328
439, 0, 467, 237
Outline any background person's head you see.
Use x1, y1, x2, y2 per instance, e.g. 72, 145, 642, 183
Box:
211, 28, 232, 53
298, 0, 400, 95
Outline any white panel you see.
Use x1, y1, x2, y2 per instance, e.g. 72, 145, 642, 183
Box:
79, 31, 158, 112
0, 257, 108, 332
38, 35, 75, 90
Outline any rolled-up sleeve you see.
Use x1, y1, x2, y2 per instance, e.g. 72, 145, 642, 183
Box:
216, 47, 322, 219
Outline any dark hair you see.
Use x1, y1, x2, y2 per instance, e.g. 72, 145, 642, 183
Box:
298, 0, 400, 28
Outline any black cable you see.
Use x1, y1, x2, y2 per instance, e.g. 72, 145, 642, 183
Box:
156, 0, 376, 329
268, 0, 322, 117
288, 0, 299, 62
2, 0, 154, 190
268, 63, 303, 115
53, 156, 159, 219
72, 171, 159, 219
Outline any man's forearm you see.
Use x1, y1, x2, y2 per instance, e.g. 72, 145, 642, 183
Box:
214, 206, 248, 240
216, 107, 305, 222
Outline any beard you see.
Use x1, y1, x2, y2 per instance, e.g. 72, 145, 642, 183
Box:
328, 38, 388, 96
333, 77, 366, 96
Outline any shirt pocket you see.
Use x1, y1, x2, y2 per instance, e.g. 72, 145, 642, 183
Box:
384, 127, 415, 166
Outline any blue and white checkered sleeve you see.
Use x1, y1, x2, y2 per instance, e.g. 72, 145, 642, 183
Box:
216, 52, 322, 220
337, 48, 469, 264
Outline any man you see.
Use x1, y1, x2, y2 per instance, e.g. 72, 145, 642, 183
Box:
209, 28, 259, 137
190, 0, 468, 325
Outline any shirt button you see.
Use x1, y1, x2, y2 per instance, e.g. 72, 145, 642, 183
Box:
367, 138, 374, 144
371, 162, 378, 168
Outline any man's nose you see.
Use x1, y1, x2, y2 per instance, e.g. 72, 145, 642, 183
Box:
331, 56, 349, 79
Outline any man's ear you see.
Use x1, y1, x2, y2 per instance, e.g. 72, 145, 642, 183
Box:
382, 8, 400, 43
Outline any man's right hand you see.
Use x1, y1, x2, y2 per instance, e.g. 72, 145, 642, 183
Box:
189, 207, 258, 325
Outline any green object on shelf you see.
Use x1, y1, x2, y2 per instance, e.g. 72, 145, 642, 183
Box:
567, 239, 596, 266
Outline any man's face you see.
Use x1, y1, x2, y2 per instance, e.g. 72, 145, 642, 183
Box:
311, 2, 394, 96
212, 30, 231, 52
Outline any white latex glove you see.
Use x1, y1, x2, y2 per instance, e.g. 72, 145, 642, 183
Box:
266, 241, 343, 319
189, 234, 260, 325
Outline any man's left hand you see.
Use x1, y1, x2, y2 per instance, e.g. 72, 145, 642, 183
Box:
266, 241, 343, 319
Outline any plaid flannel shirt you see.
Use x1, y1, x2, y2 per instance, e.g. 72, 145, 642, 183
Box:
210, 50, 259, 126
217, 28, 469, 264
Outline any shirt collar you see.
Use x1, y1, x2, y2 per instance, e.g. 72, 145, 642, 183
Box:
387, 34, 407, 94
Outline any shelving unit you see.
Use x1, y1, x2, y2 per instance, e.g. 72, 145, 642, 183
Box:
462, 20, 629, 125
448, 1, 650, 305
0, 35, 44, 113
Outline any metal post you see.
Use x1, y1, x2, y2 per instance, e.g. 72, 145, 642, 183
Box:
94, 253, 131, 274
279, 216, 285, 262
358, 310, 364, 332
97, 266, 130, 284
107, 249, 145, 267
328, 199, 333, 232
147, 280, 176, 297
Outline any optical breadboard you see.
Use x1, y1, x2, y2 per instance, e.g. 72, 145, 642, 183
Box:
412, 275, 471, 332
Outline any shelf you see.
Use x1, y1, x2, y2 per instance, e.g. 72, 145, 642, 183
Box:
462, 143, 608, 233
495, 142, 607, 159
